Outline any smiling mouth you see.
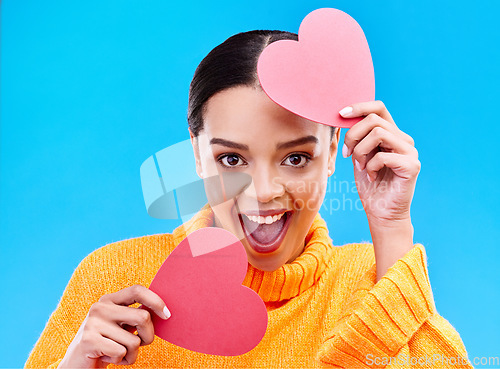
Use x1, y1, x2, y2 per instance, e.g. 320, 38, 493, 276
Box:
237, 210, 293, 253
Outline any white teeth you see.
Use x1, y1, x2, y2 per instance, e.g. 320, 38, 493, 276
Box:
244, 212, 285, 225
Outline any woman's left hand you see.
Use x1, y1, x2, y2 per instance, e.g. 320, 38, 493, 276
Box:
340, 100, 420, 280
341, 100, 419, 224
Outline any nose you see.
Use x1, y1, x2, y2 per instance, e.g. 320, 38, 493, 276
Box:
244, 166, 286, 203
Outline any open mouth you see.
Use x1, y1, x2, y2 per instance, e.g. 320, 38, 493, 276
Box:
237, 210, 293, 253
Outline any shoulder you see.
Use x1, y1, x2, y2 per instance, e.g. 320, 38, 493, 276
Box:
87, 232, 174, 260
317, 241, 377, 291
329, 241, 376, 269
73, 232, 176, 292
322, 242, 429, 289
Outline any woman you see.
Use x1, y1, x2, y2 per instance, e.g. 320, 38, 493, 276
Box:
26, 30, 471, 368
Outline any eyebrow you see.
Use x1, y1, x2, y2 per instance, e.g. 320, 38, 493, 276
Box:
209, 138, 249, 150
276, 135, 318, 150
209, 135, 319, 151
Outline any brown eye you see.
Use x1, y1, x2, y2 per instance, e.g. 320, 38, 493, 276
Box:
283, 154, 310, 167
219, 154, 245, 167
289, 155, 302, 166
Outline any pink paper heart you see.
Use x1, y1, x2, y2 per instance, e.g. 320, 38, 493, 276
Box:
257, 8, 375, 128
148, 227, 268, 356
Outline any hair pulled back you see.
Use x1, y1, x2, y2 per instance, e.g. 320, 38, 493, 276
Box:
187, 30, 336, 139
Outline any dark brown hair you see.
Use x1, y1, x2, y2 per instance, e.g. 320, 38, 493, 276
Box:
187, 30, 337, 139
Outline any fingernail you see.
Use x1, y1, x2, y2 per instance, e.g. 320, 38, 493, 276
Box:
367, 173, 372, 183
339, 106, 353, 117
163, 306, 171, 320
355, 159, 361, 171
342, 143, 348, 158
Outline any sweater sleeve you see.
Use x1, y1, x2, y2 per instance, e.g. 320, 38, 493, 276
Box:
24, 250, 112, 369
317, 244, 473, 368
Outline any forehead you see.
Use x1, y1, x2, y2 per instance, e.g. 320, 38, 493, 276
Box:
202, 85, 328, 142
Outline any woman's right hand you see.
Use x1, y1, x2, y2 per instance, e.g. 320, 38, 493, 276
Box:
58, 284, 170, 368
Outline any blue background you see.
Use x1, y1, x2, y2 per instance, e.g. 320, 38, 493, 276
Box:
1, 0, 499, 367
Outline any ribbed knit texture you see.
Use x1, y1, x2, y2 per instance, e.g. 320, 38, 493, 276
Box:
25, 204, 472, 368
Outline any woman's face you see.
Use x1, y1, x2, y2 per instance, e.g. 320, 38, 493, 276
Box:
190, 85, 340, 271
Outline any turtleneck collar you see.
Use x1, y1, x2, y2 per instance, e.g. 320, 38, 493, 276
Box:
171, 204, 335, 302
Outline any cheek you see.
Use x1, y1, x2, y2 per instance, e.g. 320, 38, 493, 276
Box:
211, 199, 236, 226
211, 200, 247, 241
285, 173, 328, 211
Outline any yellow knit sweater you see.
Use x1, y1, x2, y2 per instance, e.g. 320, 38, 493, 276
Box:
25, 205, 472, 368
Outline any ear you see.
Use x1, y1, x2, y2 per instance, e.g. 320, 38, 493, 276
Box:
189, 128, 203, 178
328, 128, 341, 176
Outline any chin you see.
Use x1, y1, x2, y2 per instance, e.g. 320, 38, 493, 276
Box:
247, 255, 285, 272
242, 235, 298, 272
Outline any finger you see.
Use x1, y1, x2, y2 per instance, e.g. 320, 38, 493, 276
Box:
86, 334, 127, 365
354, 145, 378, 177
122, 323, 138, 335
93, 303, 156, 345
122, 324, 144, 347
89, 301, 154, 345
352, 126, 418, 171
121, 325, 151, 347
131, 307, 156, 346
99, 321, 142, 364
365, 152, 421, 182
99, 284, 170, 320
90, 301, 156, 346
339, 100, 395, 124
343, 114, 414, 157
354, 145, 378, 174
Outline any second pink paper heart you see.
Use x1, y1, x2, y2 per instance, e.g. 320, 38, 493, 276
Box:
148, 227, 268, 356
